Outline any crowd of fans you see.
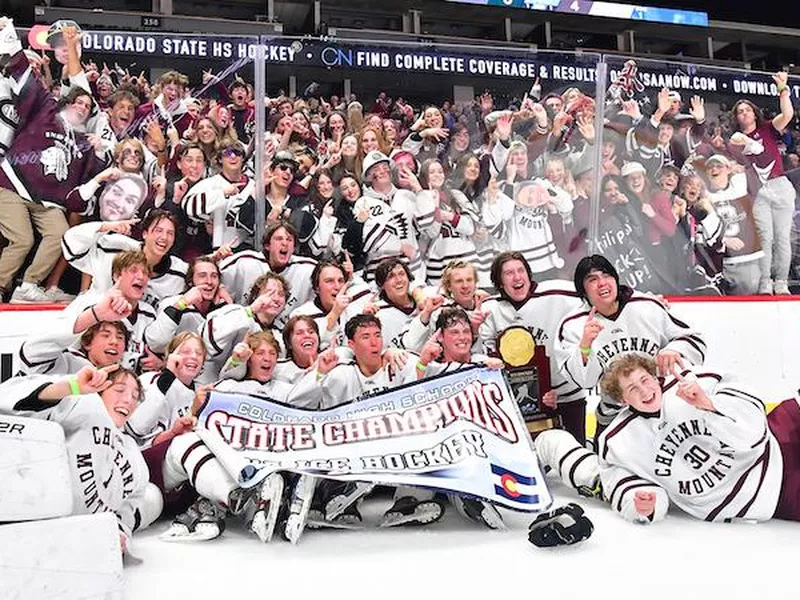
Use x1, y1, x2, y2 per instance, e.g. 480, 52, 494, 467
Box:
0, 16, 799, 546
0, 21, 798, 302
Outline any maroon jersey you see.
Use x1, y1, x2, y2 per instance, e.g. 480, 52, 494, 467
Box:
0, 51, 104, 210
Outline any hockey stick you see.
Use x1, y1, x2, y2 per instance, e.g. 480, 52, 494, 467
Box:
193, 426, 274, 490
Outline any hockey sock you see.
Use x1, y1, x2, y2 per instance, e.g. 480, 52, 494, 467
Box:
534, 429, 599, 492
163, 432, 237, 507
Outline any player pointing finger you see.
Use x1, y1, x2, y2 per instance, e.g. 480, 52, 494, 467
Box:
580, 307, 603, 348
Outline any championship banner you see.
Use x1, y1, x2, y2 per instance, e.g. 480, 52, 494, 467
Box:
196, 367, 552, 512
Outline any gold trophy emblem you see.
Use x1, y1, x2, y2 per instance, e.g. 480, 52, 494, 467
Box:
496, 326, 558, 438
498, 327, 536, 367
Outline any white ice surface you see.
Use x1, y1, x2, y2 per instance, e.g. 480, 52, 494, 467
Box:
124, 481, 800, 600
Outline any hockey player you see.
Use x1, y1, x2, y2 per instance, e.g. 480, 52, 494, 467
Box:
400, 260, 489, 353
478, 251, 587, 443
0, 364, 161, 553
17, 320, 128, 376
219, 220, 316, 325
62, 209, 188, 308
127, 332, 206, 449
199, 272, 288, 383
341, 257, 420, 350
414, 307, 506, 529
307, 314, 440, 527
555, 254, 706, 438
161, 331, 295, 543
143, 256, 232, 354
289, 259, 371, 350
535, 353, 800, 525
61, 250, 158, 373
214, 331, 294, 402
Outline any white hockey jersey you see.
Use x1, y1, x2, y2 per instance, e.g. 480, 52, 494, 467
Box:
218, 250, 316, 326
17, 329, 93, 376
344, 295, 418, 350
198, 303, 285, 384
181, 173, 254, 248
61, 221, 188, 307
61, 291, 157, 373
289, 358, 419, 410
415, 189, 480, 287
479, 280, 585, 405
0, 376, 151, 538
360, 186, 424, 282
482, 183, 566, 275
555, 288, 707, 426
598, 369, 782, 524
125, 370, 195, 448
143, 294, 228, 354
399, 297, 484, 355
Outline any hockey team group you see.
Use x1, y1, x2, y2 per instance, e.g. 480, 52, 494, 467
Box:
0, 16, 800, 556
7, 222, 800, 550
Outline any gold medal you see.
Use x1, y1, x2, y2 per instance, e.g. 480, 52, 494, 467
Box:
498, 327, 536, 367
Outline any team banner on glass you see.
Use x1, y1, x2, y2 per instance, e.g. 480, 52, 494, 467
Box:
196, 368, 551, 512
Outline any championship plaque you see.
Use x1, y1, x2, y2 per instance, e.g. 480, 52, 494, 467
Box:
497, 326, 560, 438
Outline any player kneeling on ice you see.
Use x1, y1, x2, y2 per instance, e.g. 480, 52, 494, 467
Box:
300, 314, 441, 528
160, 330, 292, 542
0, 365, 161, 554
413, 307, 508, 529
536, 352, 800, 525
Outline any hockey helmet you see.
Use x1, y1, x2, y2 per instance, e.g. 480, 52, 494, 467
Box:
362, 150, 390, 178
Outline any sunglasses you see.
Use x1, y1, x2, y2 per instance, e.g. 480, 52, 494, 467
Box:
121, 147, 144, 160
275, 163, 296, 173
222, 148, 245, 158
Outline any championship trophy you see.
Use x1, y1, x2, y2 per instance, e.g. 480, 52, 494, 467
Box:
497, 326, 560, 438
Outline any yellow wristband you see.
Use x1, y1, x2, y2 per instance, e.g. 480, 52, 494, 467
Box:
416, 361, 428, 371
579, 346, 592, 356
176, 299, 188, 310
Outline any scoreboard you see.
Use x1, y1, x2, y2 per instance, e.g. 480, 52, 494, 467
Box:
444, 0, 709, 27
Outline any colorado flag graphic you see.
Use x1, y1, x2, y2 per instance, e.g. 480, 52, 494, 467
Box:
491, 464, 540, 505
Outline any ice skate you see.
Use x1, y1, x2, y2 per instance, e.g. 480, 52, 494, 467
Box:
250, 472, 285, 543
283, 474, 317, 544
307, 501, 365, 530
527, 503, 594, 548
160, 498, 226, 542
450, 495, 505, 530
577, 476, 603, 500
380, 495, 445, 528
325, 481, 375, 519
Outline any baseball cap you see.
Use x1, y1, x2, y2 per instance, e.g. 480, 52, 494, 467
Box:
362, 150, 390, 178
620, 162, 647, 177
705, 154, 731, 169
